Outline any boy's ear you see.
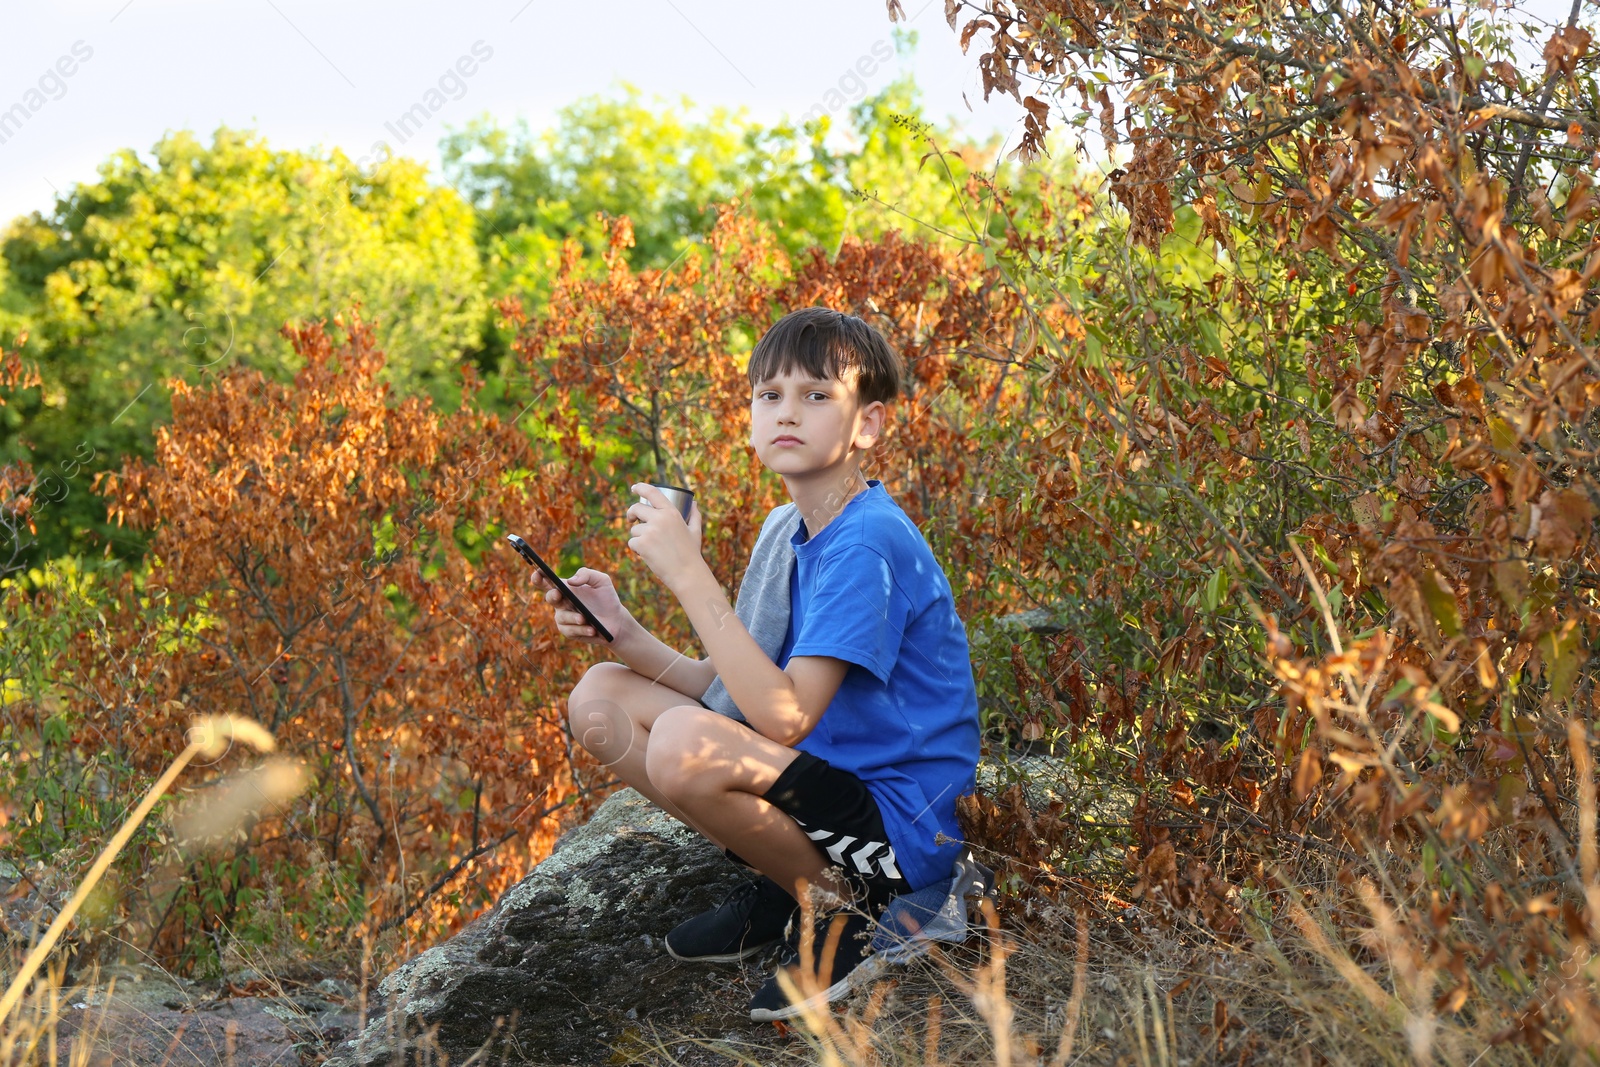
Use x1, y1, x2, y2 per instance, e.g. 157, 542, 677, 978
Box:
855, 399, 888, 448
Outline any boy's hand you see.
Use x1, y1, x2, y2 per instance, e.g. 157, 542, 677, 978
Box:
625, 483, 706, 592
530, 568, 629, 645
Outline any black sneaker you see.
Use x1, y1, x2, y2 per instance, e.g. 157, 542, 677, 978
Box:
665, 876, 799, 963
748, 905, 876, 1021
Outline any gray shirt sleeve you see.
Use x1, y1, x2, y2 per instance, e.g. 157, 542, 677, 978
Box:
699, 502, 801, 722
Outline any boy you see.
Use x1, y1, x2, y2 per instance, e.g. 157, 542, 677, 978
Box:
530, 307, 981, 1021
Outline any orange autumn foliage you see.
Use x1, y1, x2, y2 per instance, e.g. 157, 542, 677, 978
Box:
85, 311, 597, 955
927, 0, 1600, 1050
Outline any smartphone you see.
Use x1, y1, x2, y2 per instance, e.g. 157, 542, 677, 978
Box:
505, 534, 615, 643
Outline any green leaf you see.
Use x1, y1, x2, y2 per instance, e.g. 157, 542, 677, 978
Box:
1420, 570, 1462, 638
1202, 567, 1230, 611
1385, 677, 1416, 702
1541, 621, 1585, 705
1489, 417, 1518, 451
42, 715, 71, 745
1084, 323, 1108, 365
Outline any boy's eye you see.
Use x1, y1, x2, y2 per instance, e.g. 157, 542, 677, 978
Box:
752, 388, 829, 401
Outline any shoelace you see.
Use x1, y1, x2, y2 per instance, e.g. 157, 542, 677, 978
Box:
775, 906, 866, 970
718, 878, 768, 918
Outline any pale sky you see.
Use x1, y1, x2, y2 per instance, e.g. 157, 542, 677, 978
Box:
0, 1, 1029, 226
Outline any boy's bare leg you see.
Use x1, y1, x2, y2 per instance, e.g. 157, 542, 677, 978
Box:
566, 662, 729, 851
645, 705, 851, 905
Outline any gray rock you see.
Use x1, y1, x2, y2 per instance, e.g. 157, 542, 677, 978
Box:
316, 976, 358, 1001
55, 981, 358, 1067
329, 788, 755, 1067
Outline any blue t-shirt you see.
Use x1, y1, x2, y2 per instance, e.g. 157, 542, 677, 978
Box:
775, 480, 981, 890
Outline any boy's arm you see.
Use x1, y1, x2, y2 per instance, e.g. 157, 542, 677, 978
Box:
609, 614, 719, 700
672, 570, 847, 746
530, 566, 716, 698
625, 483, 848, 743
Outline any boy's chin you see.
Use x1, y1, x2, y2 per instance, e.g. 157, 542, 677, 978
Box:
757, 448, 803, 469
764, 459, 862, 483
764, 459, 822, 479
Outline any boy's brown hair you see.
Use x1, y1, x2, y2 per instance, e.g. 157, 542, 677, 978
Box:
747, 307, 903, 407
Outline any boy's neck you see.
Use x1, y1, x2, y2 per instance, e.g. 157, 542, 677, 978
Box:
785, 465, 872, 539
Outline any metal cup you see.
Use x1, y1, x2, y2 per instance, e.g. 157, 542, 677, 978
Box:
642, 482, 695, 522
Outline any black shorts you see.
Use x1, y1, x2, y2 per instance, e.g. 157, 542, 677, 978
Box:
762, 751, 914, 906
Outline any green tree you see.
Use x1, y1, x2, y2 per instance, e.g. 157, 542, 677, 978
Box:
839, 51, 1084, 257
440, 84, 842, 287
0, 127, 487, 566
439, 31, 1070, 303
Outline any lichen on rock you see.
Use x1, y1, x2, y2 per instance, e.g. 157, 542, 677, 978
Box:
329, 788, 754, 1067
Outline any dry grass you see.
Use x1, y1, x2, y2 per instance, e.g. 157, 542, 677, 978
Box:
0, 715, 318, 1067
2, 871, 1582, 1066
0, 934, 383, 1067
5, 711, 1595, 1065
614, 885, 1569, 1067
631, 933, 1548, 1066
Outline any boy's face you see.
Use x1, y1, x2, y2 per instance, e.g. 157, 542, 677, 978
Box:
749, 366, 885, 481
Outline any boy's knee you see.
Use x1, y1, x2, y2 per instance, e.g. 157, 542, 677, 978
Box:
568, 661, 631, 709
567, 662, 636, 762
